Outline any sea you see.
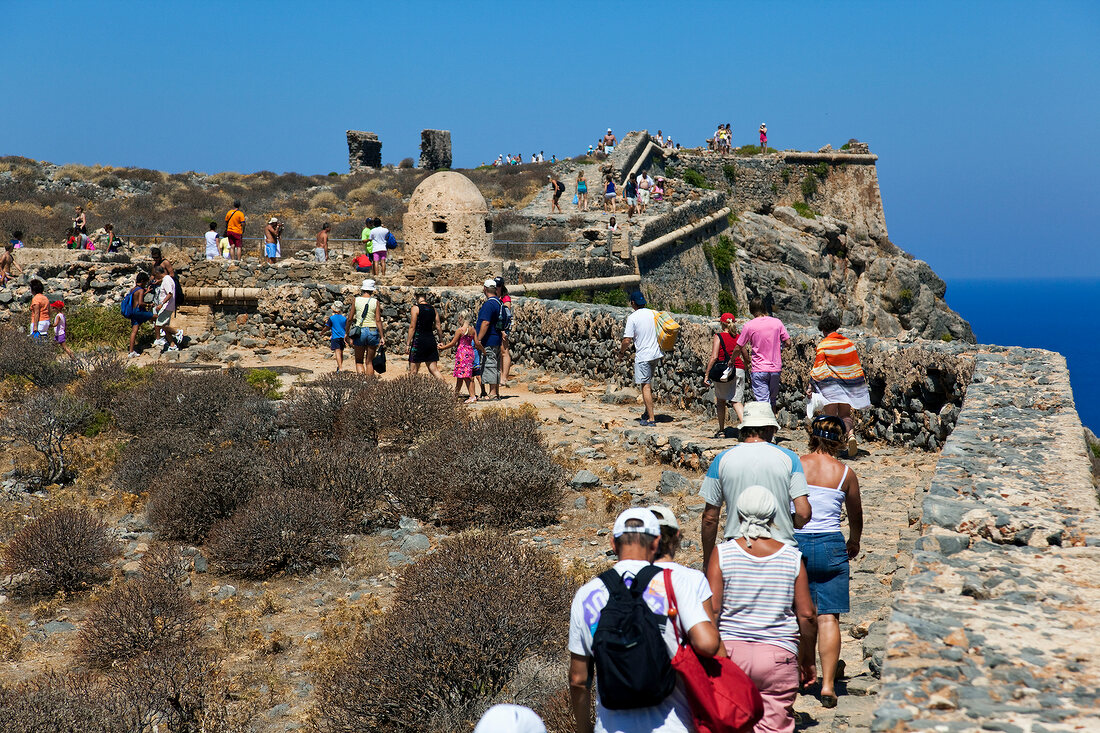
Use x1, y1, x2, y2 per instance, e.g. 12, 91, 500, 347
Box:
945, 278, 1100, 433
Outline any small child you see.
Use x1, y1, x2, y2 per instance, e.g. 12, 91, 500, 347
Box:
326, 302, 348, 372
439, 310, 480, 403
50, 301, 73, 358
10, 230, 24, 249
607, 216, 619, 233
205, 221, 220, 260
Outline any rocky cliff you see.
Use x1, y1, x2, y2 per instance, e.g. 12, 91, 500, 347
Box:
729, 207, 974, 341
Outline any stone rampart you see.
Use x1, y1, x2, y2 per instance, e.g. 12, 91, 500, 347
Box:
873, 350, 1100, 730
665, 151, 888, 240
346, 130, 382, 172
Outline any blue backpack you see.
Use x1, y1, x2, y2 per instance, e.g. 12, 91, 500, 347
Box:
120, 287, 138, 319
385, 231, 398, 249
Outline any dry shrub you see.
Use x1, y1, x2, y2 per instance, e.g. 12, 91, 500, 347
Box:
206, 488, 343, 577
77, 546, 203, 669
310, 190, 342, 211
1, 388, 93, 482
146, 440, 269, 543
0, 616, 21, 661
389, 411, 564, 529
2, 507, 118, 594
74, 349, 132, 411
336, 373, 460, 445
314, 531, 571, 733
265, 439, 387, 529
0, 327, 77, 387
287, 372, 372, 435
109, 366, 274, 438
0, 671, 129, 733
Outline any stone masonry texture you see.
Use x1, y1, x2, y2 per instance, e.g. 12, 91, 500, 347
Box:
873, 350, 1100, 730
418, 129, 452, 170
346, 130, 382, 172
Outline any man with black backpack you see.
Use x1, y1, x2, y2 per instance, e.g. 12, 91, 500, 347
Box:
569, 508, 721, 733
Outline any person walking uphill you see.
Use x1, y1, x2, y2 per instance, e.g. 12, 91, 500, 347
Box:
619, 291, 662, 427
703, 312, 746, 438
225, 201, 245, 260
475, 279, 505, 400
735, 297, 790, 414
807, 313, 871, 457
706, 486, 818, 733
568, 508, 722, 733
350, 279, 385, 376
699, 401, 811, 569
797, 414, 863, 709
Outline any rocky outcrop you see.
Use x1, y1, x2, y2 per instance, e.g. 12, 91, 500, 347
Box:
731, 208, 973, 342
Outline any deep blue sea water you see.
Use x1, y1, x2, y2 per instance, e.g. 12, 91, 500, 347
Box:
945, 278, 1099, 432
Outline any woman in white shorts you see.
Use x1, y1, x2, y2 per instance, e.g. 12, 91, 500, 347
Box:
703, 312, 746, 437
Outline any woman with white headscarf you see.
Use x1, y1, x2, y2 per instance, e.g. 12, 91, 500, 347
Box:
706, 485, 818, 733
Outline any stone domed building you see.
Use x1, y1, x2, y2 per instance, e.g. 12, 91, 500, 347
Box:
402, 171, 492, 263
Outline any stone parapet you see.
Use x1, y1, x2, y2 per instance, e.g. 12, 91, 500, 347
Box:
873, 350, 1100, 730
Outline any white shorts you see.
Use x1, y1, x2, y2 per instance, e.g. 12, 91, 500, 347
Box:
640, 190, 651, 204
714, 368, 745, 403
634, 359, 659, 385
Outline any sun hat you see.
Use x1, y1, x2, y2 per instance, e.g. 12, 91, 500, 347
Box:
268, 217, 278, 223
741, 401, 780, 429
735, 485, 778, 547
719, 312, 736, 324
474, 704, 547, 733
50, 300, 64, 309
612, 507, 661, 538
648, 505, 679, 531
629, 291, 646, 307
483, 278, 498, 289
360, 279, 375, 291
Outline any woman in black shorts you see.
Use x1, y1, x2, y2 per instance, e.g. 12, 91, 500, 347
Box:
406, 291, 446, 378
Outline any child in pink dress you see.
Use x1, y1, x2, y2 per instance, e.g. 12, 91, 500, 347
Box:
439, 310, 480, 403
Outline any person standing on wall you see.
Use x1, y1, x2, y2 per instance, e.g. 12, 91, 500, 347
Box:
618, 291, 662, 427
735, 298, 790, 415
369, 217, 390, 276
315, 222, 330, 263
759, 123, 768, 153
225, 200, 245, 260
264, 217, 280, 264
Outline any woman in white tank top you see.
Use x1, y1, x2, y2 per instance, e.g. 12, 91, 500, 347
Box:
797, 414, 864, 709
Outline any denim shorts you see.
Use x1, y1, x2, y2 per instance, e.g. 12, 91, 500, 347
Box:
794, 531, 850, 614
354, 328, 380, 348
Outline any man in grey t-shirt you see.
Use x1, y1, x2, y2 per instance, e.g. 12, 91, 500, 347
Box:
700, 402, 812, 568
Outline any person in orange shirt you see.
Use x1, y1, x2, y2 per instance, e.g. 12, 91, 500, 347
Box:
29, 279, 49, 338
225, 200, 246, 260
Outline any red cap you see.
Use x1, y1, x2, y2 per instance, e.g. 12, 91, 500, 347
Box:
719, 313, 735, 323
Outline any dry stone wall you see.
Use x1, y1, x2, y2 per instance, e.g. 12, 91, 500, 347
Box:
873, 349, 1100, 730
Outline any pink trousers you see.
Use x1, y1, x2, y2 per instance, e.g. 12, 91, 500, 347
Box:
724, 639, 799, 733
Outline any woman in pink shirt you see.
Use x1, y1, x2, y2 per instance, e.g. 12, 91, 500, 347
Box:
735, 297, 789, 413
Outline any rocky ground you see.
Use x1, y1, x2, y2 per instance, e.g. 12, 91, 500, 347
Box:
0, 343, 938, 731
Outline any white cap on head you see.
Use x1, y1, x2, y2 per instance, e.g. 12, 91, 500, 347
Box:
269, 217, 278, 223
361, 279, 376, 291
740, 401, 780, 428
612, 508, 661, 538
474, 704, 547, 733
648, 505, 679, 531
484, 278, 498, 289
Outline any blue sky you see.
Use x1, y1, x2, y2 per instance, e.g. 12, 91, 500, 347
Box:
2, 0, 1097, 280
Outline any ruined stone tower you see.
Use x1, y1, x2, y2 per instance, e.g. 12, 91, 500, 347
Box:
402, 171, 491, 263
347, 130, 382, 172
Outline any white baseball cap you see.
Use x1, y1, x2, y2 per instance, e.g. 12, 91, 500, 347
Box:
649, 505, 680, 530
740, 401, 780, 428
361, 279, 376, 291
474, 704, 547, 733
612, 508, 661, 538
483, 278, 498, 289
269, 217, 278, 223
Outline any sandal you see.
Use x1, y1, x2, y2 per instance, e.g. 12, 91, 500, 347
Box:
464, 396, 478, 404
821, 693, 838, 709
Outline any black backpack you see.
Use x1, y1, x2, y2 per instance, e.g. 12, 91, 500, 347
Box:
555, 180, 565, 194
592, 565, 676, 710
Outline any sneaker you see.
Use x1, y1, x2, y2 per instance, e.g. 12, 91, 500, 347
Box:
167, 343, 179, 352
152, 338, 167, 347
638, 419, 657, 427
847, 434, 858, 457
128, 351, 139, 358
174, 329, 184, 343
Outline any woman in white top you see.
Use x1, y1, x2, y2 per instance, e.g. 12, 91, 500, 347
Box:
797, 414, 863, 708
707, 486, 817, 733
204, 221, 220, 260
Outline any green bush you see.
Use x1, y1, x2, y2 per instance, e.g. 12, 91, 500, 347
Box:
840, 142, 851, 150
940, 333, 954, 342
558, 288, 591, 304
68, 305, 131, 350
592, 288, 629, 307
682, 168, 711, 189
722, 164, 737, 185
727, 211, 740, 226
780, 168, 791, 184
801, 175, 818, 199
792, 201, 818, 219
245, 368, 282, 399
770, 182, 779, 195
683, 301, 712, 317
704, 235, 737, 273
718, 290, 738, 317
812, 162, 830, 181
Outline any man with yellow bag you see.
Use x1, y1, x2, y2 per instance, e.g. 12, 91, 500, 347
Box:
619, 291, 669, 427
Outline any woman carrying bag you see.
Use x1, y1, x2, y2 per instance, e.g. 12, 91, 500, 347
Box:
703, 313, 747, 438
